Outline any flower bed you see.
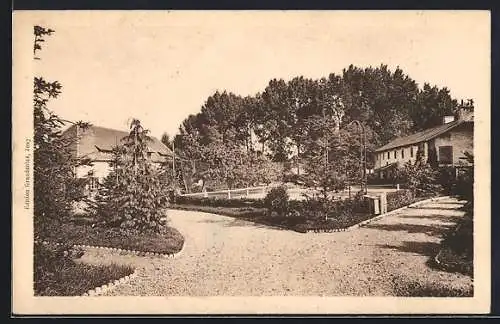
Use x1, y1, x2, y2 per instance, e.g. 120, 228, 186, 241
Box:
34, 242, 135, 296
40, 221, 185, 254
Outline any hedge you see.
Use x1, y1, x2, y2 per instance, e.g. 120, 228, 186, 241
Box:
174, 195, 265, 208
386, 189, 416, 212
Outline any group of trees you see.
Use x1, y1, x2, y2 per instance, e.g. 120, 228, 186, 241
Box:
167, 65, 474, 191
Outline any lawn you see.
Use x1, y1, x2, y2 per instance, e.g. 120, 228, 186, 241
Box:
34, 242, 135, 296
169, 203, 373, 233
40, 221, 185, 254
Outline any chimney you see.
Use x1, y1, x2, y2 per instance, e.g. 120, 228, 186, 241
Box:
442, 115, 455, 124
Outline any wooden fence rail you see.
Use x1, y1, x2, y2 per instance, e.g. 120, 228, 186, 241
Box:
179, 185, 272, 199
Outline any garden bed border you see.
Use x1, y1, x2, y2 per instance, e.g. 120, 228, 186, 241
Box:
301, 195, 450, 233
82, 269, 139, 297
344, 195, 450, 231
38, 241, 183, 258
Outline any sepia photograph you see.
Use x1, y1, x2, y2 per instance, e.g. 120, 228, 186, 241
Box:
12, 10, 490, 314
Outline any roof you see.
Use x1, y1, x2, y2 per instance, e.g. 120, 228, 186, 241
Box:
374, 162, 398, 172
63, 124, 174, 162
375, 112, 473, 153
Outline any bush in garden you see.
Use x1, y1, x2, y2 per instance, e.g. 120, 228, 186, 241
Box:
395, 157, 441, 197
386, 189, 415, 211
453, 152, 474, 202
264, 186, 290, 217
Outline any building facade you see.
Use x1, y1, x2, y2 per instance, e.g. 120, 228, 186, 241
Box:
63, 124, 174, 192
373, 111, 473, 180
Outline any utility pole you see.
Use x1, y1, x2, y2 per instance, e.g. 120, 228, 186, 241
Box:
323, 107, 329, 171
348, 120, 367, 195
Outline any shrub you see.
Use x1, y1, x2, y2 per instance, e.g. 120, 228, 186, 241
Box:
454, 166, 473, 202
395, 159, 441, 197
438, 202, 473, 276
174, 195, 264, 208
264, 186, 290, 217
386, 189, 415, 212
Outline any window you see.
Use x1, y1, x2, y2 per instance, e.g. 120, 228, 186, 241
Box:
387, 152, 390, 159
438, 146, 453, 164
401, 149, 405, 159
89, 177, 99, 190
394, 151, 397, 159
410, 146, 414, 157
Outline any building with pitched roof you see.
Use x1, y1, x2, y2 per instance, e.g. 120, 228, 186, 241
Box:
63, 124, 174, 191
373, 110, 473, 180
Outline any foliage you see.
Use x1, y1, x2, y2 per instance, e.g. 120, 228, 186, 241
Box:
393, 154, 441, 197
264, 186, 290, 217
438, 151, 473, 277
175, 195, 265, 208
33, 26, 90, 240
454, 152, 474, 202
386, 189, 416, 212
439, 208, 473, 276
34, 241, 134, 296
172, 64, 474, 183
91, 119, 169, 233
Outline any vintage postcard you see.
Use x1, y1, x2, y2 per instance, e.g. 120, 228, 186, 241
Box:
12, 10, 491, 315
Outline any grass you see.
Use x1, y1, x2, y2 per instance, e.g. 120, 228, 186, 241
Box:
34, 243, 135, 296
41, 221, 185, 254
170, 204, 373, 232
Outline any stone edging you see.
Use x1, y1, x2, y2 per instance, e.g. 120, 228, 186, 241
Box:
302, 195, 450, 233
82, 269, 139, 297
345, 195, 451, 230
38, 241, 183, 258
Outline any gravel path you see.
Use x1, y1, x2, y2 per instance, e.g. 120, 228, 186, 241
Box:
81, 197, 472, 296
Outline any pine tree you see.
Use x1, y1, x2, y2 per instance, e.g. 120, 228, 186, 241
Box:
92, 119, 169, 233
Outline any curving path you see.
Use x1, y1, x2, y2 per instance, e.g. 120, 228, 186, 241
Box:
81, 197, 472, 296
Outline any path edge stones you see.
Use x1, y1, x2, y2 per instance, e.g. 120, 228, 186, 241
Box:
302, 195, 451, 233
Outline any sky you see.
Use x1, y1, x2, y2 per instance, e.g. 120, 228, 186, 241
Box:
20, 10, 490, 139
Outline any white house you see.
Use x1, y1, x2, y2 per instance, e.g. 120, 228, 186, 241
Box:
373, 110, 473, 180
63, 124, 174, 192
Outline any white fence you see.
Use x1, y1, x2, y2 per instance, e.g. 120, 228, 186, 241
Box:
178, 183, 399, 201
179, 185, 272, 199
